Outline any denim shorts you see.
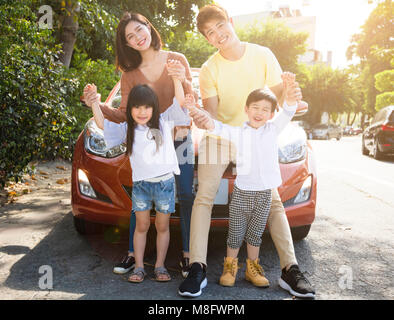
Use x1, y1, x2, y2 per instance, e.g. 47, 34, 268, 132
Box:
131, 176, 175, 214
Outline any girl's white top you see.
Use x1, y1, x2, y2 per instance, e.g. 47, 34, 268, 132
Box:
103, 98, 190, 182
209, 102, 297, 191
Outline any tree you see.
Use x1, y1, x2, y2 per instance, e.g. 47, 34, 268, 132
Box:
302, 64, 351, 124
58, 1, 80, 67
344, 65, 364, 126
374, 48, 394, 111
171, 19, 310, 79
168, 31, 216, 68
0, 0, 77, 187
346, 0, 393, 115
33, 0, 210, 67
237, 19, 309, 84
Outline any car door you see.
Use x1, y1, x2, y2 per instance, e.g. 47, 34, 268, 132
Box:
364, 118, 374, 150
372, 109, 387, 143
366, 110, 384, 149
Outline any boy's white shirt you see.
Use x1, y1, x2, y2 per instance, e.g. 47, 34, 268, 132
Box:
209, 102, 298, 191
103, 97, 190, 182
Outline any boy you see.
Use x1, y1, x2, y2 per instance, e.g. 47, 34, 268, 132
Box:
179, 4, 315, 299
206, 73, 299, 288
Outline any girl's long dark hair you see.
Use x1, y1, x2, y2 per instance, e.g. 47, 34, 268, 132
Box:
125, 85, 161, 156
116, 12, 162, 72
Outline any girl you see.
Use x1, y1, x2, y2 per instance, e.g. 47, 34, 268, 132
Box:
84, 12, 195, 277
87, 73, 191, 283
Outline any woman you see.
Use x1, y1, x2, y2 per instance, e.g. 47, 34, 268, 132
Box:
83, 12, 194, 280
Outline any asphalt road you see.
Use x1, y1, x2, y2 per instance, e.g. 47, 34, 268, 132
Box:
0, 136, 393, 300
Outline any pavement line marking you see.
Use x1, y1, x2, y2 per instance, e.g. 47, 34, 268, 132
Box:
318, 167, 394, 189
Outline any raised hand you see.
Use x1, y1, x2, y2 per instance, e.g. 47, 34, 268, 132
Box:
182, 94, 214, 130
166, 59, 186, 83
83, 83, 101, 108
281, 72, 302, 106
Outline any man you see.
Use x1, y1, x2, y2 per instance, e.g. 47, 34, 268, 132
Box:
178, 4, 315, 299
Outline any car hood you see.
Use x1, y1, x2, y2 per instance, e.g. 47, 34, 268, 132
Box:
278, 122, 307, 148
192, 122, 307, 155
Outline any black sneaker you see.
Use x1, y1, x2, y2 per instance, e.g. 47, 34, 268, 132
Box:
113, 255, 135, 274
180, 257, 190, 278
178, 263, 207, 297
279, 265, 315, 299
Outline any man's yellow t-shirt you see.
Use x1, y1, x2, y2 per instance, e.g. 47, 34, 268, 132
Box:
199, 42, 283, 127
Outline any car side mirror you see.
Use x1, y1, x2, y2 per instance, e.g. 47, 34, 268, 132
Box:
294, 101, 308, 117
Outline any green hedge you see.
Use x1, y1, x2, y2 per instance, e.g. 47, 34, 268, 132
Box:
67, 51, 120, 139
0, 1, 77, 187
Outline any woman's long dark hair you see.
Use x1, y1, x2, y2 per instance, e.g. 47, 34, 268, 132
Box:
125, 85, 162, 156
116, 12, 162, 72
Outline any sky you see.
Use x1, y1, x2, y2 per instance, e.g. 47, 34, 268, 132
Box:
215, 0, 378, 68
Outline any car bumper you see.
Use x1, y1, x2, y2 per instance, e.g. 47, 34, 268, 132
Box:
72, 135, 133, 228
379, 133, 394, 154
72, 136, 317, 229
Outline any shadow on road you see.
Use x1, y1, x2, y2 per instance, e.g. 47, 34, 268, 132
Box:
3, 212, 317, 300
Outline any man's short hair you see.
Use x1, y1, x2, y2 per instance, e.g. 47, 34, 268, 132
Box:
246, 88, 278, 112
197, 4, 229, 36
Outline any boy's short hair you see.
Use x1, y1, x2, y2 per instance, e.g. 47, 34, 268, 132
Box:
197, 4, 229, 35
246, 88, 278, 112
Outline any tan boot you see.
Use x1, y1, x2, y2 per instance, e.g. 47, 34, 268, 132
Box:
245, 258, 269, 288
219, 257, 238, 287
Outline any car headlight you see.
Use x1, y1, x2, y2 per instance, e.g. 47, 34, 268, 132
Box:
78, 169, 97, 199
278, 139, 307, 163
84, 119, 126, 158
293, 175, 312, 204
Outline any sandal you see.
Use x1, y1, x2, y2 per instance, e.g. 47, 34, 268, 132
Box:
128, 267, 146, 283
154, 266, 171, 282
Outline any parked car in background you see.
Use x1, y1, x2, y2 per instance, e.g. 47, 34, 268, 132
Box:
311, 123, 342, 140
343, 126, 353, 136
362, 105, 394, 159
344, 126, 362, 136
350, 127, 362, 135
72, 70, 317, 240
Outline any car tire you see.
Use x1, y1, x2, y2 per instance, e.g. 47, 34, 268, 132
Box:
336, 135, 341, 141
373, 138, 384, 160
291, 225, 311, 241
362, 137, 369, 155
73, 216, 101, 235
325, 134, 329, 140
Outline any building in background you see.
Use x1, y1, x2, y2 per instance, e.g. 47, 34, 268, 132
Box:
232, 2, 332, 66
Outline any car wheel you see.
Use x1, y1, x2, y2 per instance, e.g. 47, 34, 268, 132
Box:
325, 134, 329, 140
362, 137, 369, 155
373, 138, 384, 160
291, 225, 311, 241
336, 135, 341, 141
73, 216, 101, 235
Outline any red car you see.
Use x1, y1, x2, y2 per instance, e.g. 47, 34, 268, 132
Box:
72, 71, 317, 240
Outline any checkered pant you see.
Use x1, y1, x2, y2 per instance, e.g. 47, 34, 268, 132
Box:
227, 186, 272, 248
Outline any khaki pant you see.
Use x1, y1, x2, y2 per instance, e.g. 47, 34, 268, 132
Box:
190, 135, 298, 269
